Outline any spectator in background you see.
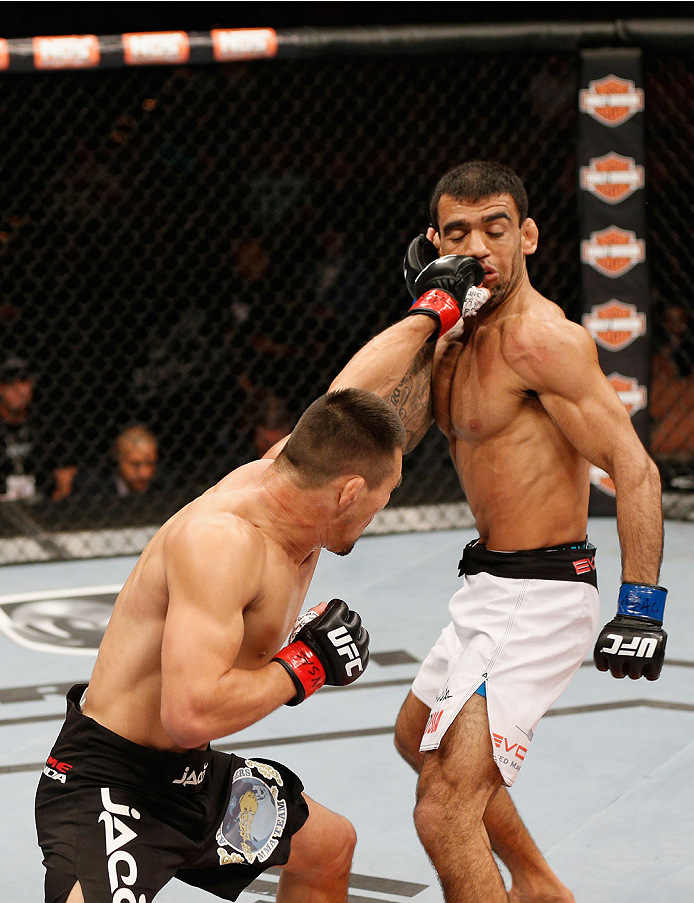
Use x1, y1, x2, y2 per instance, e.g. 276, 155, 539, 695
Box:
72, 424, 163, 499
655, 301, 694, 379
114, 425, 159, 496
226, 235, 303, 391
0, 355, 36, 500
0, 355, 77, 501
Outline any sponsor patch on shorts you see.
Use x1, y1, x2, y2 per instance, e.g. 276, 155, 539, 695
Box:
43, 754, 73, 783
216, 760, 288, 866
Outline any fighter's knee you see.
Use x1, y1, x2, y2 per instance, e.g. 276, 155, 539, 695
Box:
413, 786, 442, 850
324, 814, 356, 876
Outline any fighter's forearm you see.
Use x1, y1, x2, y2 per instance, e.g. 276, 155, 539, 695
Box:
595, 452, 666, 682
613, 454, 664, 584
329, 316, 435, 398
330, 317, 436, 452
162, 662, 296, 748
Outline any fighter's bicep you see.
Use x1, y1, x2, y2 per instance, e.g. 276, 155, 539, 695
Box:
159, 593, 248, 742
161, 526, 262, 690
510, 318, 638, 471
538, 373, 638, 473
162, 585, 246, 683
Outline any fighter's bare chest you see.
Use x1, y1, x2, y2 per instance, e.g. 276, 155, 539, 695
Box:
240, 555, 316, 664
433, 333, 527, 442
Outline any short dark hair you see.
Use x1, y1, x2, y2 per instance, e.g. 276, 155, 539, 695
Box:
429, 160, 529, 231
276, 388, 406, 489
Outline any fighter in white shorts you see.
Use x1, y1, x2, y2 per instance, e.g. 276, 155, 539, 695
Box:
413, 538, 600, 786
328, 161, 667, 901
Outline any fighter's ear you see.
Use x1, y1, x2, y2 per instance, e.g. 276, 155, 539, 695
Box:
521, 218, 538, 256
337, 475, 366, 510
431, 230, 441, 251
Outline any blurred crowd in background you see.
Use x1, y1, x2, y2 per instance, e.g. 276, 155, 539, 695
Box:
1, 47, 693, 540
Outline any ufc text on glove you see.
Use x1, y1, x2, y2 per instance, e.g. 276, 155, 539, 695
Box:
272, 599, 370, 704
593, 583, 667, 680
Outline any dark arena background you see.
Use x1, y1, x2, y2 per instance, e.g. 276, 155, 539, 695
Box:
2, 11, 694, 903
1, 9, 694, 562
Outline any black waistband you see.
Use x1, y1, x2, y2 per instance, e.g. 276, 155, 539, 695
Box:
63, 684, 216, 786
50, 685, 227, 837
459, 538, 598, 587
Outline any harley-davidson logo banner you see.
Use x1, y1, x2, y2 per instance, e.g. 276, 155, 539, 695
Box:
578, 49, 651, 514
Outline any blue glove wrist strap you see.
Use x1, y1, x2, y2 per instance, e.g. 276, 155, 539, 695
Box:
617, 583, 667, 623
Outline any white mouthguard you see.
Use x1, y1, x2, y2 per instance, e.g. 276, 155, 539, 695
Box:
461, 286, 491, 318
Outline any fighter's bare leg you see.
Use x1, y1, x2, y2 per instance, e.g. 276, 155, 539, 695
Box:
277, 794, 356, 903
393, 690, 429, 772
395, 692, 574, 903
486, 791, 575, 903
65, 882, 83, 902
414, 692, 507, 902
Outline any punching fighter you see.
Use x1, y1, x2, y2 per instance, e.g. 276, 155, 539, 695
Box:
35, 388, 405, 903
329, 160, 666, 902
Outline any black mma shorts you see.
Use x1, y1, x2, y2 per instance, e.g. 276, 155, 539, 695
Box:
35, 684, 310, 903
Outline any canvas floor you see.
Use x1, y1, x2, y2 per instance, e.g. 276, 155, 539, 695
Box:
1, 516, 692, 902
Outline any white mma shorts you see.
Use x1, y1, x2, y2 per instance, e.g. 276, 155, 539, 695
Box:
412, 539, 600, 787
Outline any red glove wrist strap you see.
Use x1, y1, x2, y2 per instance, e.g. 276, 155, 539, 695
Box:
272, 642, 326, 705
409, 289, 460, 337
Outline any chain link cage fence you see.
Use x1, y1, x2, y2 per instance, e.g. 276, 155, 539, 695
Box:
0, 29, 692, 564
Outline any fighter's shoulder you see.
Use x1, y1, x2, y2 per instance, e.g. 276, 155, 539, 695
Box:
500, 294, 596, 371
165, 497, 268, 569
211, 457, 273, 491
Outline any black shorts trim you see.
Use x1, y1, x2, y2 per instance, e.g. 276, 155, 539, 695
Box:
458, 538, 598, 587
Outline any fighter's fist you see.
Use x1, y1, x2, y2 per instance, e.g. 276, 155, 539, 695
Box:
594, 583, 668, 680
272, 599, 370, 705
413, 253, 484, 304
403, 237, 487, 339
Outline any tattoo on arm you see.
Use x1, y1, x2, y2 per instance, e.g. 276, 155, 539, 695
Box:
389, 345, 434, 452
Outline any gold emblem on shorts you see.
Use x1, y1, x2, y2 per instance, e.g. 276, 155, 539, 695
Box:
217, 847, 244, 865
238, 790, 259, 855
245, 758, 284, 785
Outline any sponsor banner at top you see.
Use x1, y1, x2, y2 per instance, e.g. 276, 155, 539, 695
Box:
32, 35, 100, 69
579, 152, 645, 205
579, 74, 644, 127
211, 28, 278, 61
1, 28, 280, 71
123, 31, 190, 66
